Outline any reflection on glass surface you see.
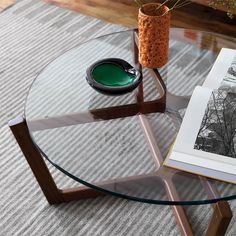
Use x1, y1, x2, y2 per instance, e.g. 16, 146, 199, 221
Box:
25, 29, 236, 205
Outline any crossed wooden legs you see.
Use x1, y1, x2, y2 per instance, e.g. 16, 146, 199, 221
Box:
9, 117, 105, 204
9, 117, 232, 236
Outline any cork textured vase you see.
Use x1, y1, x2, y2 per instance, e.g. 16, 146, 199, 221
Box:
138, 3, 170, 68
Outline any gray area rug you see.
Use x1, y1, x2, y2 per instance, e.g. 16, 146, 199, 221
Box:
0, 0, 236, 235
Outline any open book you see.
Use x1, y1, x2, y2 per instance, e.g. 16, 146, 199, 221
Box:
164, 48, 236, 184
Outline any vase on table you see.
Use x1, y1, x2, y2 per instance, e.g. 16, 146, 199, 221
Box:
138, 3, 171, 68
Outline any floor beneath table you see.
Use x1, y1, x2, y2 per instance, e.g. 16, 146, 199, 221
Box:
0, 0, 15, 11
44, 0, 236, 37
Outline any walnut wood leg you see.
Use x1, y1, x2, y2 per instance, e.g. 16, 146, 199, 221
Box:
206, 201, 232, 236
9, 117, 233, 236
200, 178, 233, 236
8, 117, 104, 204
164, 180, 194, 236
138, 115, 194, 236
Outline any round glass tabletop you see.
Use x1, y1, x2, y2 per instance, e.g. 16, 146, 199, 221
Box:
25, 28, 236, 205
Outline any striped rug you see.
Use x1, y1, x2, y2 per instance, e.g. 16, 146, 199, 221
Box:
0, 0, 236, 235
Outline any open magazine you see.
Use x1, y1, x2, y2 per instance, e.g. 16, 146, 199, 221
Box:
164, 48, 236, 184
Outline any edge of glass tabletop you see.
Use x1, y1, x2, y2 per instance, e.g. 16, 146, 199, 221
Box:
24, 28, 236, 205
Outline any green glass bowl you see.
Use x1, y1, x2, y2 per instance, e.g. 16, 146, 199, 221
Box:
86, 58, 142, 95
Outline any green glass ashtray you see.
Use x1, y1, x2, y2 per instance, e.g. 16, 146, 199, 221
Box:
86, 58, 142, 95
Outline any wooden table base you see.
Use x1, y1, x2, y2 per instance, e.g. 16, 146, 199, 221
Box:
9, 117, 232, 236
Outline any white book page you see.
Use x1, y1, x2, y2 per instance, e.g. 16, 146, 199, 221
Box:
173, 86, 211, 153
168, 48, 236, 174
203, 48, 236, 89
171, 86, 236, 171
166, 153, 236, 183
171, 151, 236, 175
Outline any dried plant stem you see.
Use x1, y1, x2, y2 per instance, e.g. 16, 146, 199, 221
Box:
161, 0, 180, 16
174, 0, 192, 9
156, 0, 170, 10
161, 0, 191, 16
136, 0, 235, 19
169, 0, 182, 11
134, 0, 143, 11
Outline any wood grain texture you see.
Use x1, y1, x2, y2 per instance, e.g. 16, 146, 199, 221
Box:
138, 115, 194, 236
9, 117, 105, 204
43, 0, 236, 37
206, 201, 232, 236
0, 0, 15, 11
9, 117, 64, 204
9, 118, 233, 235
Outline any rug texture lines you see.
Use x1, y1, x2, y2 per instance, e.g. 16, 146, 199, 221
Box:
0, 0, 236, 236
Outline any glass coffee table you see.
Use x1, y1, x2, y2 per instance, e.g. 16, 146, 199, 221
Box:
9, 29, 236, 236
